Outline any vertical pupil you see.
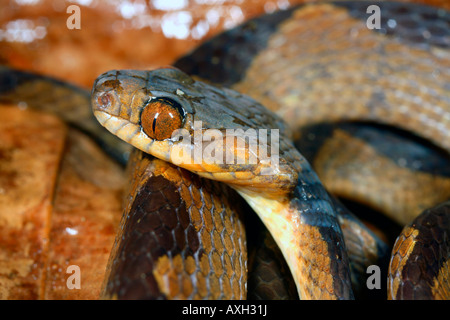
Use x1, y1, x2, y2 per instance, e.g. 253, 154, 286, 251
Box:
152, 115, 158, 133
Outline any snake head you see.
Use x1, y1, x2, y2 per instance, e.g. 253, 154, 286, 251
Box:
92, 67, 299, 197
91, 67, 194, 162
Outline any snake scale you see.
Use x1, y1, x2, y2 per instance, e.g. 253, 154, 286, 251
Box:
1, 0, 449, 300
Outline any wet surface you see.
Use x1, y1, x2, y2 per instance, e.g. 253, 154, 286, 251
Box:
0, 0, 305, 88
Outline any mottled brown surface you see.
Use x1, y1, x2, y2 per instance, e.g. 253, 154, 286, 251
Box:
102, 150, 247, 299
0, 105, 124, 300
0, 105, 66, 299
0, 0, 306, 88
44, 129, 124, 300
1, 0, 446, 89
0, 67, 131, 164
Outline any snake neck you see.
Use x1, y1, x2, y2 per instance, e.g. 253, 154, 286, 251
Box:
236, 161, 354, 299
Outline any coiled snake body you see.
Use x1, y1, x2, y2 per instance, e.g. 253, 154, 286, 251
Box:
91, 1, 450, 300
1, 1, 449, 300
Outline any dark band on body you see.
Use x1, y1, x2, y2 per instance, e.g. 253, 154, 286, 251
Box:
175, 2, 449, 87
295, 122, 450, 178
334, 1, 449, 49
391, 202, 450, 300
102, 174, 192, 300
290, 167, 354, 299
174, 7, 295, 86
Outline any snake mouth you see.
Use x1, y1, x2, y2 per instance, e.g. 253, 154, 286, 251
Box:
93, 110, 168, 158
94, 110, 142, 144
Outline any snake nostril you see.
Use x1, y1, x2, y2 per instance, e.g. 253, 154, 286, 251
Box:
96, 91, 114, 110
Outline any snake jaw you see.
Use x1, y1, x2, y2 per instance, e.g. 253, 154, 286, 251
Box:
93, 111, 144, 147
93, 110, 171, 160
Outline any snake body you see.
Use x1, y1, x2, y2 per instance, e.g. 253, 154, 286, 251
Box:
91, 1, 450, 300
1, 0, 449, 300
175, 1, 450, 151
296, 122, 450, 226
101, 150, 248, 299
389, 201, 450, 299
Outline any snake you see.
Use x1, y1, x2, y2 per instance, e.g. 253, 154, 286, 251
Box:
0, 0, 449, 300
0, 65, 432, 300
89, 1, 450, 300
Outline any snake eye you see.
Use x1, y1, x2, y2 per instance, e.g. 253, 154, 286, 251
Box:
141, 97, 185, 140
